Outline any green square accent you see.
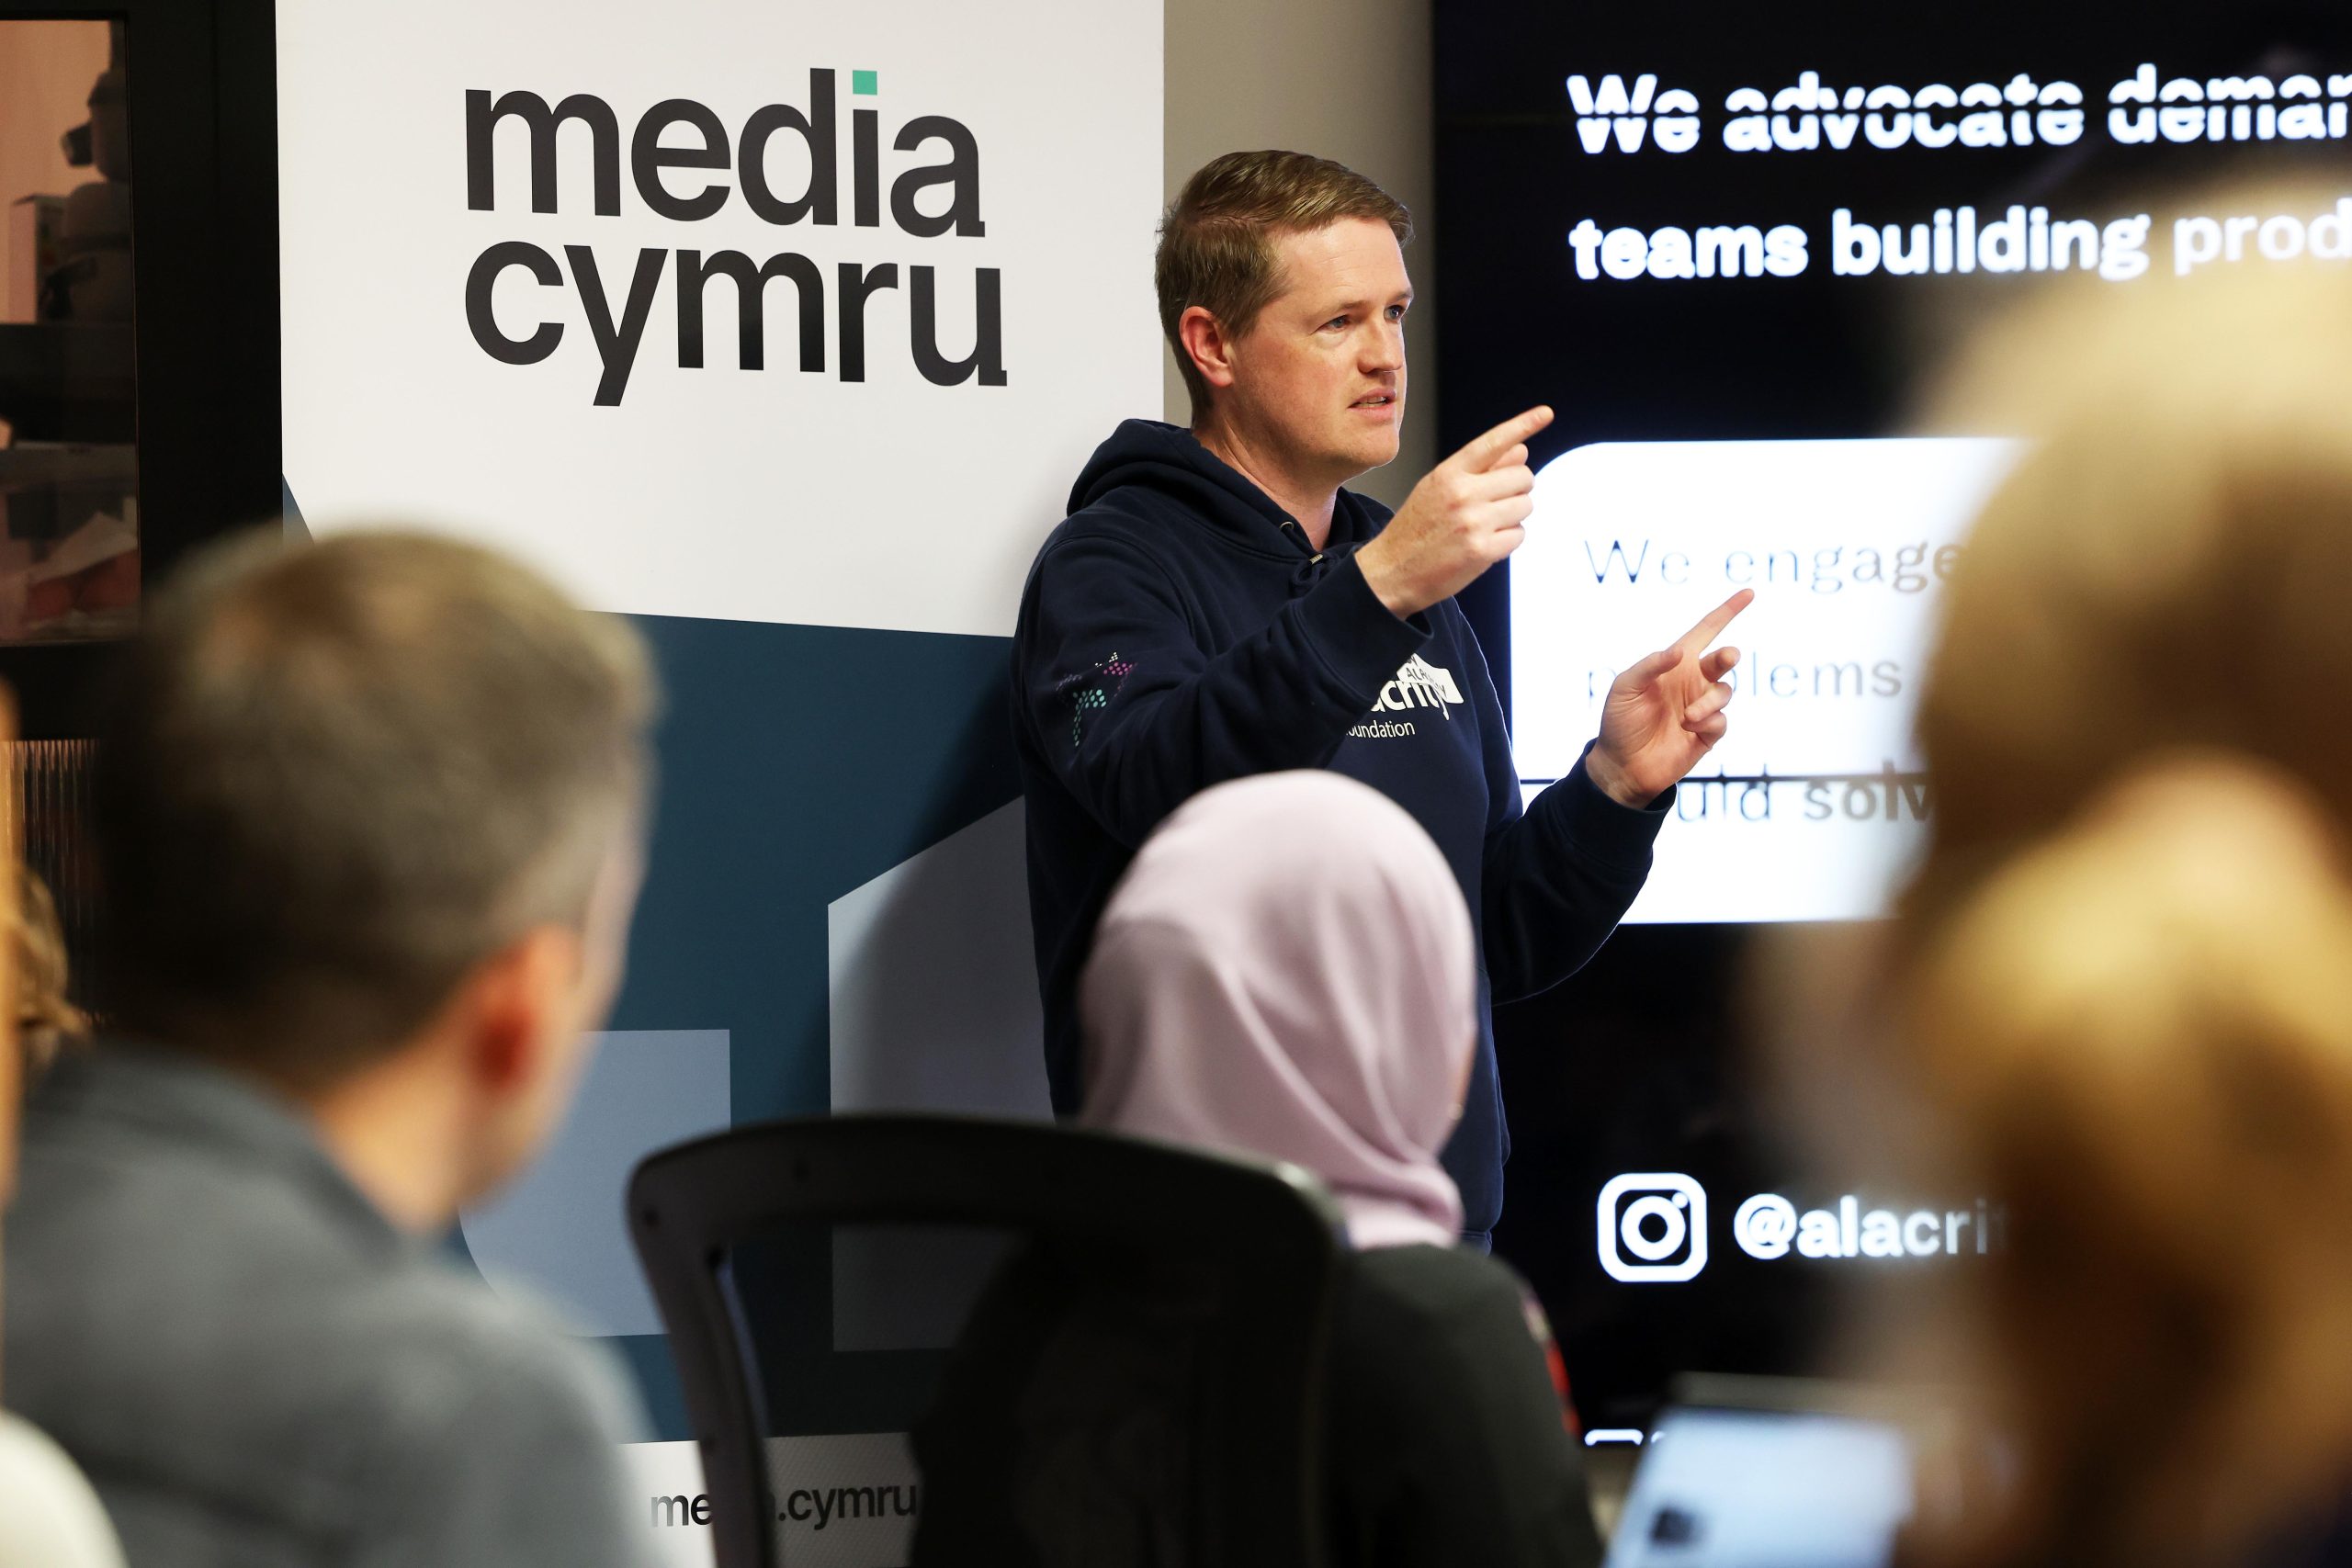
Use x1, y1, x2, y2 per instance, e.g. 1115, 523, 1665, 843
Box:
852, 69, 878, 95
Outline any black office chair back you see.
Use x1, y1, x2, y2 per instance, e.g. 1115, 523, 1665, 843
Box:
628, 1112, 1347, 1568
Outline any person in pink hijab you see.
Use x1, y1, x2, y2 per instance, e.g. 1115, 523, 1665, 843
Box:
1078, 769, 1476, 1250
916, 772, 1600, 1567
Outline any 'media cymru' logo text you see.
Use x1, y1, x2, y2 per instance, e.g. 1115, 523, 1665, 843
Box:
464, 70, 1003, 405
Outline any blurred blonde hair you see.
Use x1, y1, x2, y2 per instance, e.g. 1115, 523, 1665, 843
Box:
1901, 760, 2352, 1568
14, 868, 83, 1074
1913, 178, 2352, 937
1885, 175, 2352, 1568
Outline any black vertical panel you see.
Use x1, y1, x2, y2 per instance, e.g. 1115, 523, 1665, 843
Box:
0, 0, 279, 738
201, 0, 283, 561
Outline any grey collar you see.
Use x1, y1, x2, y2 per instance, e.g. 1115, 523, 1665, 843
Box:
26, 1041, 407, 1254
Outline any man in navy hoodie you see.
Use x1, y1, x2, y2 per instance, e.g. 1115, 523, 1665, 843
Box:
1013, 150, 1748, 1243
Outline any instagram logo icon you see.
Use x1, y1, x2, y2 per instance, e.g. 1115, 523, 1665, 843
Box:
1598, 1172, 1710, 1282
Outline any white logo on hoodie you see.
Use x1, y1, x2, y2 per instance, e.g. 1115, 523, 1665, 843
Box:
1374, 656, 1464, 720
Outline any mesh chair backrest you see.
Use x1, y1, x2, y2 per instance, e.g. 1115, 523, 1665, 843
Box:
628, 1113, 1346, 1568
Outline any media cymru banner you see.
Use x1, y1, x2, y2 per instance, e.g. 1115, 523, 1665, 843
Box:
280, 0, 1157, 636
277, 2, 1161, 1561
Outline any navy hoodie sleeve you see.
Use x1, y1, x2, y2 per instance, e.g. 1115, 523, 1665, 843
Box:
1461, 625, 1669, 1003
1017, 530, 1429, 848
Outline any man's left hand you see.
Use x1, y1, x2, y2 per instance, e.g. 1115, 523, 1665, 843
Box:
1586, 590, 1755, 808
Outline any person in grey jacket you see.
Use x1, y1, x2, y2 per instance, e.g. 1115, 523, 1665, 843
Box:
3, 530, 661, 1568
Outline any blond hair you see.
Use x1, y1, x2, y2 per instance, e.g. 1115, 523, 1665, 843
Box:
14, 868, 83, 1074
1885, 176, 2352, 1568
1912, 180, 2352, 934
1901, 761, 2352, 1568
1156, 151, 1411, 419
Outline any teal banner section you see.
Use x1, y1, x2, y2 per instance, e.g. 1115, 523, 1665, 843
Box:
609, 614, 1023, 1436
616, 613, 1023, 1121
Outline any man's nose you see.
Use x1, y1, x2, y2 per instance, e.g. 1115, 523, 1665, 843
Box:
1363, 321, 1406, 373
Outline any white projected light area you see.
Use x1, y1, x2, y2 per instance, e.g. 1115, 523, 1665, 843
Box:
1511, 438, 2017, 923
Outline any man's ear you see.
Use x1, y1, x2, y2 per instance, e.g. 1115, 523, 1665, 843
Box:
464, 926, 584, 1094
1178, 304, 1240, 393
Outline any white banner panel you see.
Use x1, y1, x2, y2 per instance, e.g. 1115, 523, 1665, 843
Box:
277, 0, 1161, 636
1510, 438, 2017, 923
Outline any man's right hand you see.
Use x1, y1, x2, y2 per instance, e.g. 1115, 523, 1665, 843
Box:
1356, 405, 1555, 619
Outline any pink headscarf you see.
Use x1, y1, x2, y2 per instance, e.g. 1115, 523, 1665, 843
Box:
1077, 771, 1478, 1249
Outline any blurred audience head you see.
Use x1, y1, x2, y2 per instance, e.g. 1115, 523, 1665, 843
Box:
14, 869, 85, 1080
96, 528, 655, 1216
1863, 179, 2352, 1568
1915, 178, 2352, 930
0, 864, 74, 1321
2, 865, 81, 1209
1899, 759, 2352, 1568
0, 704, 81, 1240
1078, 770, 1475, 1247
0, 693, 17, 1220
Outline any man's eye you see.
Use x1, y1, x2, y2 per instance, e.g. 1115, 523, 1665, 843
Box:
1385, 305, 1408, 322
1323, 316, 1349, 331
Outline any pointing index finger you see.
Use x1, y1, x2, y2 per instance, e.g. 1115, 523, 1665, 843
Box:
1455, 405, 1555, 472
1674, 588, 1755, 657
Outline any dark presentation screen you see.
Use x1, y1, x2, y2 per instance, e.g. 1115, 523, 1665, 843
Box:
1435, 0, 2352, 1429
